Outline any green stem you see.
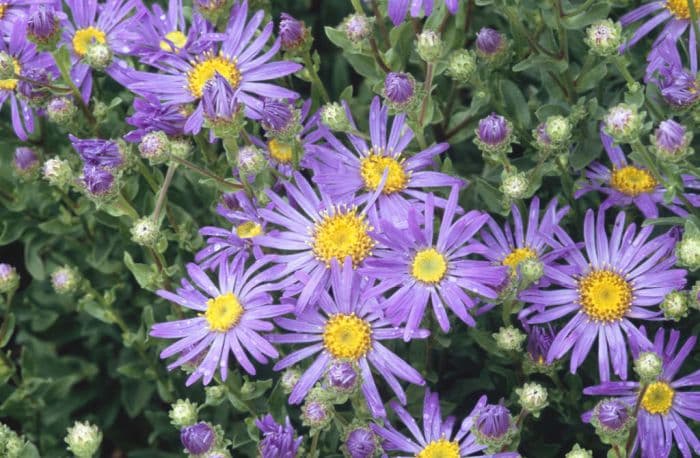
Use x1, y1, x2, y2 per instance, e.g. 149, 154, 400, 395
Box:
303, 51, 331, 103
626, 383, 649, 455
369, 36, 391, 73
153, 164, 177, 223
137, 160, 160, 194
418, 62, 435, 127
612, 56, 637, 88
0, 350, 21, 386
309, 430, 320, 458
169, 155, 243, 191
371, 0, 390, 46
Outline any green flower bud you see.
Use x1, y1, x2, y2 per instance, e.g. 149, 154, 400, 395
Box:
585, 20, 623, 57
676, 234, 700, 270
281, 368, 301, 394
544, 115, 572, 146
47, 97, 78, 125
0, 264, 19, 294
169, 399, 199, 427
51, 265, 81, 295
64, 421, 102, 458
520, 258, 544, 283
416, 30, 443, 62
342, 14, 371, 44
205, 385, 226, 405
320, 102, 351, 131
660, 290, 689, 321
42, 157, 73, 188
603, 103, 645, 144
130, 217, 161, 247
634, 351, 663, 382
170, 138, 192, 160
516, 382, 549, 416
237, 146, 267, 176
0, 52, 16, 80
690, 281, 700, 310
493, 326, 526, 352
500, 171, 529, 200
138, 131, 170, 164
565, 444, 593, 458
446, 49, 477, 84
84, 42, 112, 71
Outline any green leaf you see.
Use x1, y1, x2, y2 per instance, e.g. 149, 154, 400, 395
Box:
24, 235, 46, 280
576, 62, 608, 92
0, 313, 15, 347
500, 79, 531, 129
562, 2, 610, 29
123, 252, 157, 291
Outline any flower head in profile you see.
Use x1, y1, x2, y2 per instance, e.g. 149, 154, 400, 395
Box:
584, 328, 700, 458
645, 36, 700, 108
371, 388, 519, 457
363, 187, 508, 340
387, 0, 460, 26
69, 135, 124, 169
268, 258, 427, 417
311, 96, 462, 229
255, 414, 302, 458
150, 256, 292, 385
520, 208, 686, 380
575, 125, 700, 218
0, 0, 53, 34
128, 1, 301, 135
124, 95, 187, 142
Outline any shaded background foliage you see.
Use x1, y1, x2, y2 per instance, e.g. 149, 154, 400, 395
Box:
1, 0, 700, 456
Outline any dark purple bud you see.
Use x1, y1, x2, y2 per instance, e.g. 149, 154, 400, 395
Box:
13, 147, 39, 172
81, 166, 115, 196
476, 404, 511, 439
27, 5, 61, 43
345, 427, 376, 458
384, 72, 415, 105
279, 13, 306, 51
180, 422, 215, 455
325, 361, 358, 392
477, 113, 510, 146
70, 135, 124, 169
595, 399, 630, 431
260, 99, 294, 133
256, 415, 302, 458
476, 27, 504, 55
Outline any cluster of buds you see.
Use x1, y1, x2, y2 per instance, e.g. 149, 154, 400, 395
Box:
676, 222, 700, 271
0, 423, 29, 458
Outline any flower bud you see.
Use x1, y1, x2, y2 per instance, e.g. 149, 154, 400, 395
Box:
81, 166, 116, 199
320, 102, 351, 131
84, 42, 113, 71
651, 119, 693, 162
138, 131, 170, 163
475, 113, 514, 155
383, 72, 416, 108
0, 264, 19, 294
476, 27, 506, 57
591, 398, 633, 445
544, 115, 572, 146
301, 396, 333, 431
342, 14, 371, 43
473, 403, 515, 453
584, 19, 623, 57
500, 171, 529, 200
27, 5, 62, 48
205, 385, 226, 404
676, 232, 700, 270
325, 360, 359, 395
256, 415, 302, 458
169, 399, 199, 427
603, 103, 645, 144
565, 444, 593, 458
525, 325, 556, 369
446, 49, 477, 84
64, 421, 102, 458
235, 146, 267, 177
180, 422, 215, 455
170, 138, 192, 159
634, 351, 663, 381
416, 30, 443, 62
0, 52, 16, 80
42, 157, 73, 188
130, 217, 161, 247
47, 97, 78, 125
516, 382, 548, 416
520, 258, 544, 283
260, 99, 300, 140
660, 290, 689, 321
193, 0, 227, 23
0, 423, 27, 458
281, 368, 301, 394
344, 426, 377, 458
279, 13, 309, 52
690, 281, 700, 310
51, 265, 80, 295
13, 147, 40, 178
493, 326, 526, 352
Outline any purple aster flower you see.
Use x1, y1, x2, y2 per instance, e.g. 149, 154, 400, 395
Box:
653, 119, 688, 155
362, 187, 508, 339
475, 27, 505, 56
180, 422, 215, 455
325, 360, 358, 392
258, 98, 295, 134
371, 388, 519, 457
255, 172, 381, 312
70, 135, 124, 169
201, 72, 240, 127
27, 5, 64, 45
345, 427, 377, 458
645, 36, 700, 108
62, 0, 141, 101
387, 0, 460, 26
279, 13, 307, 52
575, 125, 700, 218
124, 95, 186, 142
525, 324, 556, 364
475, 404, 511, 439
256, 414, 302, 458
584, 328, 700, 458
311, 96, 462, 228
0, 20, 55, 140
81, 165, 115, 196
384, 71, 415, 105
477, 113, 511, 147
13, 146, 39, 173
520, 208, 687, 381
150, 256, 292, 385
128, 1, 302, 135
268, 258, 427, 417
593, 399, 630, 431
0, 0, 52, 33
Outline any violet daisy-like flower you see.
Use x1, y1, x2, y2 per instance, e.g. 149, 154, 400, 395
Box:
268, 258, 427, 417
575, 126, 700, 218
520, 208, 686, 381
371, 388, 519, 457
256, 414, 302, 458
256, 171, 380, 312
584, 328, 700, 458
363, 187, 508, 340
645, 35, 700, 108
387, 0, 460, 26
124, 95, 187, 142
128, 1, 301, 135
0, 20, 55, 140
312, 96, 462, 228
69, 135, 124, 169
150, 256, 292, 385
62, 0, 140, 101
278, 13, 307, 52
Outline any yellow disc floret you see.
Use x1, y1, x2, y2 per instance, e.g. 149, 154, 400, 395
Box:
204, 292, 244, 332
578, 270, 633, 322
0, 4, 7, 20
641, 381, 675, 415
666, 0, 700, 19
0, 58, 20, 91
311, 208, 374, 267
610, 166, 658, 197
268, 139, 293, 164
159, 30, 188, 52
360, 152, 408, 194
323, 313, 372, 360
236, 221, 262, 239
411, 248, 448, 284
187, 54, 241, 98
502, 247, 537, 271
72, 27, 107, 57
415, 438, 461, 458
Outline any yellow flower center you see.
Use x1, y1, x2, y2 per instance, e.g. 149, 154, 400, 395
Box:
236, 221, 262, 239
186, 54, 241, 98
502, 247, 537, 272
641, 382, 675, 415
411, 248, 447, 284
359, 152, 408, 194
322, 313, 372, 360
0, 58, 20, 91
204, 292, 244, 332
311, 209, 374, 267
578, 270, 633, 322
415, 438, 461, 458
159, 30, 188, 52
72, 27, 107, 57
665, 0, 700, 19
610, 166, 658, 197
268, 139, 293, 164
0, 4, 7, 19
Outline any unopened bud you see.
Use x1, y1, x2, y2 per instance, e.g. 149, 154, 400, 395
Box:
138, 131, 170, 163
169, 399, 199, 427
660, 291, 689, 321
516, 382, 548, 416
493, 325, 526, 352
565, 444, 593, 458
320, 102, 351, 131
342, 14, 371, 43
64, 421, 102, 458
42, 156, 73, 188
84, 42, 112, 71
603, 103, 645, 144
544, 115, 572, 146
446, 49, 477, 84
130, 217, 161, 247
51, 265, 80, 295
0, 264, 19, 294
500, 171, 529, 200
585, 19, 623, 57
416, 30, 443, 62
634, 351, 663, 381
47, 97, 78, 125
